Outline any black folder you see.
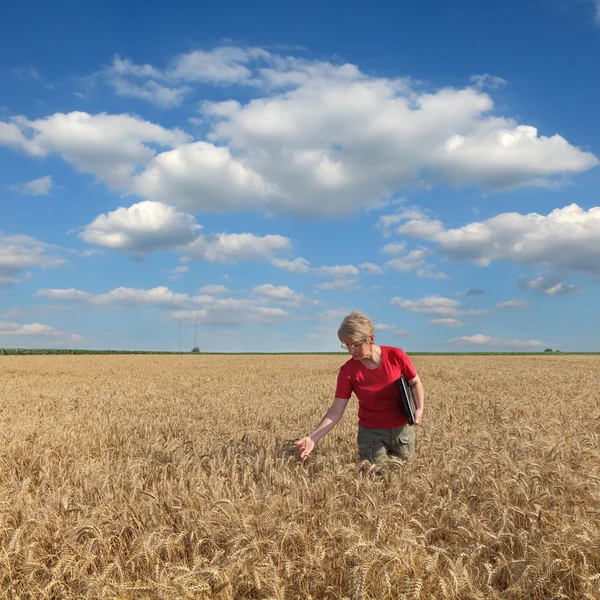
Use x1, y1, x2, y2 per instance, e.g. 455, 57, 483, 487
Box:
397, 374, 416, 425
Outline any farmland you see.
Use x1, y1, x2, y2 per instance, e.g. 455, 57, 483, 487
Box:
0, 354, 599, 599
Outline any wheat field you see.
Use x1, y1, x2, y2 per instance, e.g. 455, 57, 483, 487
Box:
0, 354, 599, 599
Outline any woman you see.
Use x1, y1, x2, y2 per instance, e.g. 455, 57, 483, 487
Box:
295, 310, 424, 463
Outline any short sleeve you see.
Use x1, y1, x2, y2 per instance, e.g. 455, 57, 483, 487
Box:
396, 348, 417, 380
335, 366, 353, 399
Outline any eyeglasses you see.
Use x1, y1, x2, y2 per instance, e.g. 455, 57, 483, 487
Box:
341, 339, 367, 351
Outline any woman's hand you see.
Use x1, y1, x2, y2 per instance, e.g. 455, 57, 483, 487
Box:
294, 436, 315, 461
414, 407, 424, 425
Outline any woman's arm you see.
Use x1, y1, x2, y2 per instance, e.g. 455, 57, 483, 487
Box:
408, 374, 424, 425
294, 397, 350, 460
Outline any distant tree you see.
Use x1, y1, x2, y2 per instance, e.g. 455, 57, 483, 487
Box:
543, 348, 553, 353
191, 346, 201, 353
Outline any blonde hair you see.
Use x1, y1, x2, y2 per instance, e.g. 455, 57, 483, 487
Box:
337, 310, 374, 342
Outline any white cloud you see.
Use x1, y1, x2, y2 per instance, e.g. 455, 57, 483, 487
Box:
318, 264, 359, 278
169, 266, 189, 280
374, 323, 395, 331
470, 74, 507, 90
391, 295, 462, 317
38, 286, 192, 308
109, 78, 190, 109
97, 48, 271, 107
170, 299, 289, 327
10, 175, 53, 196
391, 295, 490, 319
253, 284, 305, 304
101, 56, 190, 107
4, 48, 597, 219
0, 234, 65, 287
381, 242, 406, 254
315, 279, 357, 291
204, 57, 596, 215
170, 46, 269, 84
0, 321, 83, 342
0, 112, 190, 189
184, 232, 291, 263
398, 203, 600, 276
495, 299, 528, 309
81, 201, 199, 254
520, 275, 580, 297
595, 0, 600, 24
133, 141, 272, 213
81, 201, 290, 263
395, 330, 411, 335
271, 257, 311, 273
416, 268, 452, 280
0, 307, 28, 318
444, 333, 543, 349
359, 262, 383, 275
314, 264, 359, 290
317, 309, 348, 320
431, 318, 465, 327
386, 249, 430, 272
199, 284, 229, 295
0, 121, 45, 156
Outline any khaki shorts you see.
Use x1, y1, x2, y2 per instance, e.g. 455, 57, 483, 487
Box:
357, 424, 416, 462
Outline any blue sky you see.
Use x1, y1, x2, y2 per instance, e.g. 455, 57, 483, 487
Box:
1, 0, 599, 352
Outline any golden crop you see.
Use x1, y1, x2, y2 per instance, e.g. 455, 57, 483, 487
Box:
0, 354, 599, 599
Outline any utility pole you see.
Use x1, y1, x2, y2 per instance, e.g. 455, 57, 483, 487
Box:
194, 319, 197, 349
178, 318, 181, 352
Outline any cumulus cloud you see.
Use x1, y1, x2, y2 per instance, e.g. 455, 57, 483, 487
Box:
95, 48, 272, 108
4, 48, 596, 218
38, 286, 193, 308
519, 275, 580, 297
169, 266, 190, 280
199, 284, 230, 295
253, 284, 306, 304
184, 232, 291, 263
415, 268, 452, 280
391, 295, 491, 318
0, 234, 65, 287
391, 295, 462, 317
203, 58, 596, 215
359, 263, 383, 275
317, 309, 349, 320
464, 287, 485, 296
496, 299, 528, 308
132, 141, 272, 212
315, 278, 357, 291
443, 333, 543, 349
271, 257, 311, 273
36, 286, 298, 330
374, 323, 395, 331
431, 318, 465, 327
80, 201, 291, 262
0, 112, 190, 189
81, 201, 199, 254
170, 299, 289, 327
0, 321, 83, 342
10, 175, 53, 196
381, 242, 406, 255
386, 249, 430, 272
398, 203, 600, 276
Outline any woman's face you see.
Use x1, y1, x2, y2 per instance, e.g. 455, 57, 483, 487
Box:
341, 337, 371, 359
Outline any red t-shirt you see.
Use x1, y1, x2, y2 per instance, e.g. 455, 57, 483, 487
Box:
335, 346, 418, 429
